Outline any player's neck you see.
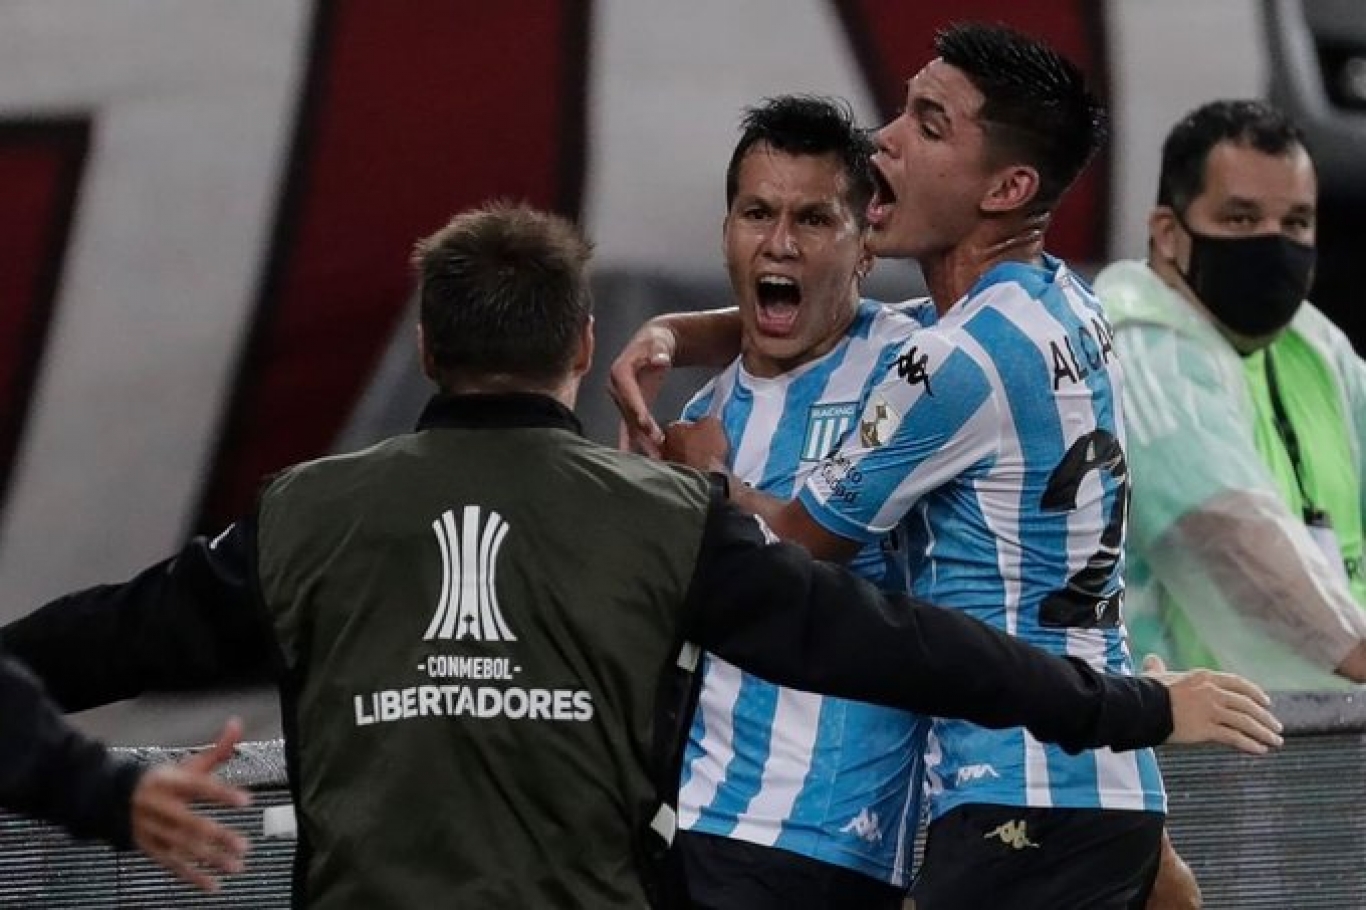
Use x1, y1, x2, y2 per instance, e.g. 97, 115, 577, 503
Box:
922, 225, 1046, 316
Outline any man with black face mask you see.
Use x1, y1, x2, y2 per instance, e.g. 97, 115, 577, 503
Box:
1096, 99, 1366, 689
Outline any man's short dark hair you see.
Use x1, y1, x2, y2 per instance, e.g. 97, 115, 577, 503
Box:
1157, 99, 1308, 212
413, 201, 593, 385
724, 95, 877, 225
935, 22, 1108, 208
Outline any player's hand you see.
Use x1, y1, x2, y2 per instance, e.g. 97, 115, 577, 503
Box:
1144, 654, 1283, 754
662, 417, 729, 474
1145, 827, 1202, 910
131, 718, 252, 892
609, 321, 677, 456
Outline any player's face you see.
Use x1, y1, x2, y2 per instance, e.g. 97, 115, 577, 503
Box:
867, 59, 996, 259
724, 144, 869, 377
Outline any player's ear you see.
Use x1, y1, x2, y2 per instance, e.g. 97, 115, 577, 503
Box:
571, 315, 595, 377
417, 323, 439, 381
981, 164, 1040, 215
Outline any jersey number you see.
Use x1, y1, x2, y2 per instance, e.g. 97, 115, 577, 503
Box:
1039, 430, 1128, 629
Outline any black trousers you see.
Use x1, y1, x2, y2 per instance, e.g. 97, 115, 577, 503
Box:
910, 804, 1164, 910
677, 829, 907, 910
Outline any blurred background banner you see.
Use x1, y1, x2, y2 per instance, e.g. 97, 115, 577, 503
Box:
0, 0, 1360, 745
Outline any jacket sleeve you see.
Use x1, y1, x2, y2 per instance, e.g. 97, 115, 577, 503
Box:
0, 519, 278, 712
1118, 321, 1366, 675
0, 649, 143, 848
682, 496, 1172, 754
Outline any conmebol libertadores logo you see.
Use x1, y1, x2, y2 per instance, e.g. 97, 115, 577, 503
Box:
423, 506, 516, 642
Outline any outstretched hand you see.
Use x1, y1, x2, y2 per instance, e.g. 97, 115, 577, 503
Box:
1144, 655, 1283, 755
609, 322, 677, 456
131, 718, 252, 892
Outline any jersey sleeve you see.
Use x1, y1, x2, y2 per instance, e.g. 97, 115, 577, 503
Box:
797, 330, 999, 542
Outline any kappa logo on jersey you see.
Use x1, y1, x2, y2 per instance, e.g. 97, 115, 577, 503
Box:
858, 397, 900, 448
424, 506, 517, 642
984, 819, 1041, 850
895, 346, 933, 395
839, 808, 884, 845
800, 402, 858, 462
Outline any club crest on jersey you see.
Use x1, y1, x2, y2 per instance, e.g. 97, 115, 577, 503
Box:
800, 402, 858, 462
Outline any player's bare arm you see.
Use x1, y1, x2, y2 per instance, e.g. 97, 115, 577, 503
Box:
608, 308, 741, 454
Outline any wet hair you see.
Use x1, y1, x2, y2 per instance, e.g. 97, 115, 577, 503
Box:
935, 22, 1108, 207
1157, 99, 1307, 212
413, 201, 593, 386
724, 94, 877, 225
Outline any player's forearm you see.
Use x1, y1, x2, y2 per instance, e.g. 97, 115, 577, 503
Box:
1160, 491, 1366, 677
653, 308, 741, 370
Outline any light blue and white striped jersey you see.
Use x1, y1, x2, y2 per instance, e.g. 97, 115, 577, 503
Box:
800, 258, 1166, 819
678, 298, 932, 886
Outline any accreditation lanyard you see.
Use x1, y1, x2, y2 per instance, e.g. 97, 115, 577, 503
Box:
1264, 350, 1349, 584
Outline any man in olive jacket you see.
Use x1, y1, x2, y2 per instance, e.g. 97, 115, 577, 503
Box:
2, 203, 1281, 909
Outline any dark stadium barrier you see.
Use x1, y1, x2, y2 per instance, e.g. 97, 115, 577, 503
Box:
1, 692, 1363, 908
0, 741, 293, 909
1161, 690, 1366, 909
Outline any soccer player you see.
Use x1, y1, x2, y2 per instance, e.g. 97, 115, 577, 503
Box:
618, 23, 1204, 910
672, 95, 932, 909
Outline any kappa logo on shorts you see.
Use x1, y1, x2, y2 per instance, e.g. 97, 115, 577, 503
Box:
423, 505, 517, 642
984, 819, 1040, 850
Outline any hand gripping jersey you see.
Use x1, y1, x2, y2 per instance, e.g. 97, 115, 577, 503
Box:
800, 259, 1166, 819
678, 298, 932, 885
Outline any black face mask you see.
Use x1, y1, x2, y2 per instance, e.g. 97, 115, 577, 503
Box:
1173, 217, 1316, 342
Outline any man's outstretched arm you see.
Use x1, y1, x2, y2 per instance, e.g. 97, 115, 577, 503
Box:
684, 496, 1283, 756
0, 520, 276, 711
0, 650, 249, 890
